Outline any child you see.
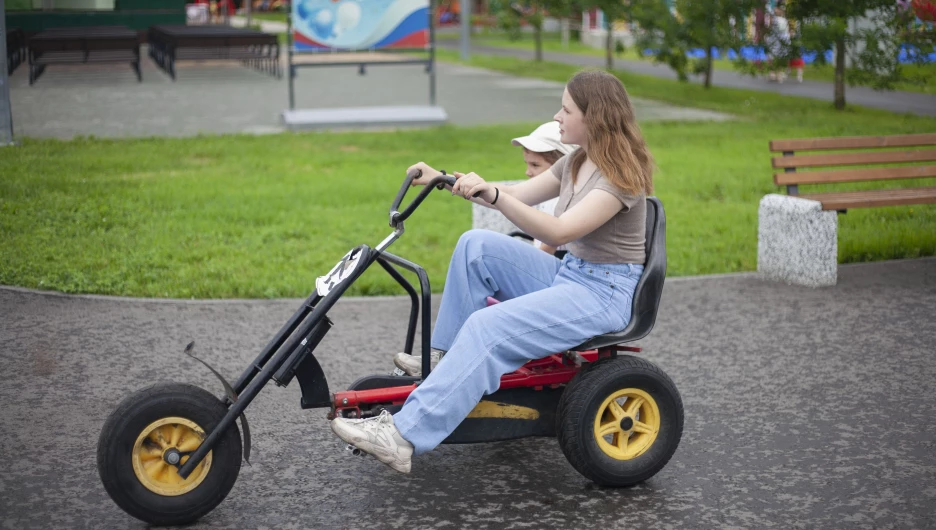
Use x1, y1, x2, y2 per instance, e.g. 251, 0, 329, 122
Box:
392, 121, 577, 377
510, 121, 577, 255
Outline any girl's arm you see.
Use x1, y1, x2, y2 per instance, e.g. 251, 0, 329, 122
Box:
407, 162, 559, 210
453, 171, 622, 247
495, 189, 622, 247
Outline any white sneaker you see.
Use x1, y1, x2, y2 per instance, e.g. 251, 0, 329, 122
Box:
331, 410, 414, 473
392, 350, 443, 377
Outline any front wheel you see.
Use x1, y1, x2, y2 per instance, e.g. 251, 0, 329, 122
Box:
97, 382, 242, 525
557, 356, 683, 487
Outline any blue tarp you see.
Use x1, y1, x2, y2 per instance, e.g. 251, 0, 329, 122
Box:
645, 46, 934, 64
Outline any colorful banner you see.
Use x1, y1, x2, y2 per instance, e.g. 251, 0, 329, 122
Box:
292, 0, 430, 51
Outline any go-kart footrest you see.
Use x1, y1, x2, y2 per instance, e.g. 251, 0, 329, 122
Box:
564, 350, 588, 367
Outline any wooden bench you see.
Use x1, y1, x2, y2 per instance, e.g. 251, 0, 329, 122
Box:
770, 133, 936, 211
759, 132, 936, 287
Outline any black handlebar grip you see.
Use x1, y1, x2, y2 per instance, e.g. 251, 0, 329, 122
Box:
438, 174, 482, 198
390, 169, 420, 215
437, 175, 457, 189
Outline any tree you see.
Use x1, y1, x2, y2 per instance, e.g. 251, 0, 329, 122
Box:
590, 0, 631, 70
628, 0, 758, 88
786, 0, 935, 109
491, 0, 578, 62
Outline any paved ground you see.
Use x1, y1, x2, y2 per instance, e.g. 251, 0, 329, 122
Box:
1, 257, 934, 529
9, 52, 727, 139
439, 40, 936, 117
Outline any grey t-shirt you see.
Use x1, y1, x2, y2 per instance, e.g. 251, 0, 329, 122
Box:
550, 153, 646, 264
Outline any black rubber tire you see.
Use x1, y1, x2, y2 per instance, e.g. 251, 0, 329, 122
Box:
97, 383, 242, 526
557, 356, 684, 487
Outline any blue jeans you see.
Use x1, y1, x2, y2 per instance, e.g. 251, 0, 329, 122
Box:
393, 230, 643, 454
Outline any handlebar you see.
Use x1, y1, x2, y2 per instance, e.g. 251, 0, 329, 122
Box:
388, 169, 477, 228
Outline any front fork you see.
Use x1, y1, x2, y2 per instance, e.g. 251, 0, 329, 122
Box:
177, 246, 434, 479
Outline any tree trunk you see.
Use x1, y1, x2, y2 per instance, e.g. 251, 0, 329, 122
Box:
704, 45, 713, 88
834, 35, 846, 110
561, 17, 570, 50
534, 18, 543, 62
606, 20, 614, 71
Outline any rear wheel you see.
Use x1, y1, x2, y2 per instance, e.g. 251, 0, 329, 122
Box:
557, 356, 683, 486
97, 383, 242, 525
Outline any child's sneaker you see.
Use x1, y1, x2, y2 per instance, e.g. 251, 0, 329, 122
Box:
393, 350, 444, 377
331, 410, 414, 473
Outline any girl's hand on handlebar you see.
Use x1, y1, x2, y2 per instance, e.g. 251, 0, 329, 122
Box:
453, 172, 497, 204
406, 162, 443, 187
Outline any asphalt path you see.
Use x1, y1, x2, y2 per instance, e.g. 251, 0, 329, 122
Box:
1, 257, 935, 529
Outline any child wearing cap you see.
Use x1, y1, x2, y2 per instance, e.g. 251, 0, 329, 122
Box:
511, 121, 578, 255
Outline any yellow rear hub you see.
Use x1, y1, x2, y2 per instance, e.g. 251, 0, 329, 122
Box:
593, 388, 660, 460
131, 417, 212, 496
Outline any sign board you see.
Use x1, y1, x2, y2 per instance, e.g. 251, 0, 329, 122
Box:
292, 0, 430, 51
186, 3, 209, 24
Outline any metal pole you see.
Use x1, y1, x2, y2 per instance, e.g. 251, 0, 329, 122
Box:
287, 9, 295, 109
245, 0, 252, 27
429, 0, 436, 105
0, 0, 15, 146
459, 0, 471, 61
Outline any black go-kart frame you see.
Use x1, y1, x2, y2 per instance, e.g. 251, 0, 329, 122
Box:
97, 170, 684, 526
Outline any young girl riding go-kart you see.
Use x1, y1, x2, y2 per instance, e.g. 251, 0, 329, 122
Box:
97, 70, 683, 526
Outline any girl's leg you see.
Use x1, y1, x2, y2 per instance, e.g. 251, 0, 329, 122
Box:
431, 229, 562, 351
395, 261, 643, 454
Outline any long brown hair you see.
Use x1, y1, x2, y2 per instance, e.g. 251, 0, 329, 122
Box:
566, 70, 654, 196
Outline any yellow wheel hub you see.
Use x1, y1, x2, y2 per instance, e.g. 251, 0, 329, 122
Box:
131, 417, 212, 496
593, 388, 660, 460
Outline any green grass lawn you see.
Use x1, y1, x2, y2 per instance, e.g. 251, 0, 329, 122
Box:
249, 11, 288, 23
445, 31, 936, 95
1, 53, 933, 298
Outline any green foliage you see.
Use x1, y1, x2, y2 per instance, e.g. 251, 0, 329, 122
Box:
487, 0, 576, 59
628, 0, 759, 86
782, 0, 935, 104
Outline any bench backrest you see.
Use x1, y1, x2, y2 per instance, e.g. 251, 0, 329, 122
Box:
769, 133, 936, 196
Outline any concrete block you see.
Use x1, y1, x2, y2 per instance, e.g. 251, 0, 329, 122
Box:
282, 105, 447, 131
470, 180, 557, 235
758, 194, 838, 287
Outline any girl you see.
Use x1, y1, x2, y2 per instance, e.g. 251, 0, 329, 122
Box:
392, 121, 576, 378
330, 70, 655, 474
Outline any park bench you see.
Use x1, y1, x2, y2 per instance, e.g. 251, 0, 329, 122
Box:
147, 25, 280, 80
7, 27, 26, 75
27, 26, 141, 85
770, 133, 936, 211
758, 133, 936, 287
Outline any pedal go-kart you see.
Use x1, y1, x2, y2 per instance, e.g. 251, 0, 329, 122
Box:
97, 170, 684, 526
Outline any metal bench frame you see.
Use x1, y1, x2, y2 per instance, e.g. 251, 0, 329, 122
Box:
27, 26, 141, 85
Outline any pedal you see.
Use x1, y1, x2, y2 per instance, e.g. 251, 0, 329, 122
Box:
390, 367, 406, 377
345, 444, 364, 457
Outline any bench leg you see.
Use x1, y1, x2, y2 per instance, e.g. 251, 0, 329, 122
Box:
758, 194, 838, 287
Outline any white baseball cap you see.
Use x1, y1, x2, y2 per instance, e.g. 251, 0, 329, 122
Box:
511, 121, 577, 156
